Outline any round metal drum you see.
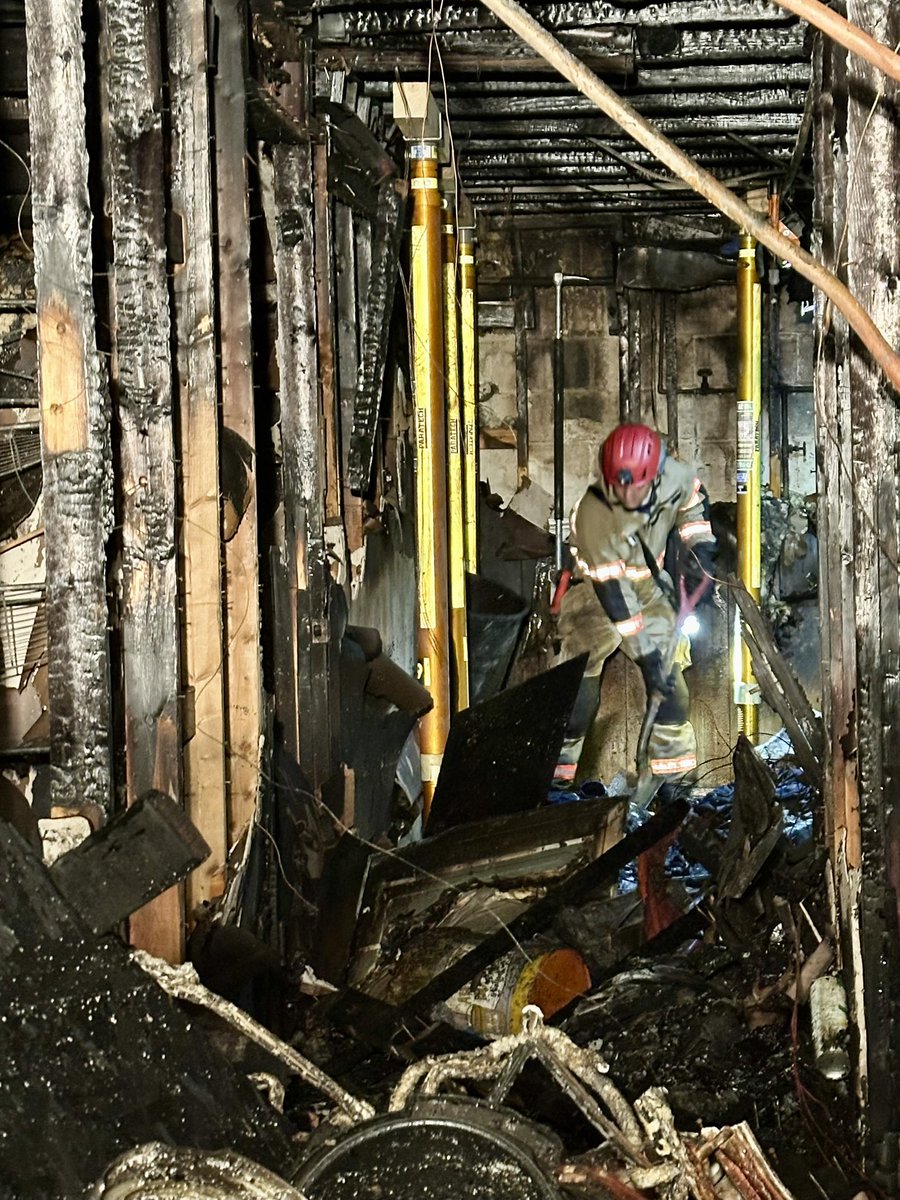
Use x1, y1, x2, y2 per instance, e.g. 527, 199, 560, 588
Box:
293, 1098, 561, 1200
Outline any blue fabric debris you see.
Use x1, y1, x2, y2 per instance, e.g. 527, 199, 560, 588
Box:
613, 763, 815, 895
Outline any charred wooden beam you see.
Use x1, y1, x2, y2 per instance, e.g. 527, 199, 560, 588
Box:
49, 790, 210, 933
24, 0, 113, 813
334, 799, 688, 1047
167, 0, 229, 913
347, 178, 404, 495
433, 86, 807, 119
214, 0, 263, 848
842, 0, 900, 1175
316, 30, 634, 76
454, 112, 805, 140
731, 579, 823, 788
320, 99, 398, 215
312, 0, 790, 38
100, 0, 183, 959
265, 142, 340, 787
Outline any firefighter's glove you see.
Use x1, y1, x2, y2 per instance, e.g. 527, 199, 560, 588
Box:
636, 650, 675, 698
680, 546, 715, 605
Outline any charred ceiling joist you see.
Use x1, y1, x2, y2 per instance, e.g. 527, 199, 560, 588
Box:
298, 0, 812, 220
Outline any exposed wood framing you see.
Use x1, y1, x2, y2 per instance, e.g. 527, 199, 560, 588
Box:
167, 0, 228, 912
100, 0, 183, 958
24, 0, 112, 812
214, 0, 263, 848
267, 142, 340, 789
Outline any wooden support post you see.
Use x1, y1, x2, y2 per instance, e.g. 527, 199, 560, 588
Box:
266, 142, 339, 790
100, 0, 183, 958
314, 142, 343, 530
24, 0, 113, 813
812, 37, 858, 869
213, 0, 263, 848
167, 0, 228, 916
842, 0, 900, 1170
49, 790, 210, 934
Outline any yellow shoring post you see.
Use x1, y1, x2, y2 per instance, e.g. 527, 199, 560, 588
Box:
410, 141, 452, 815
459, 207, 479, 574
736, 231, 762, 739
442, 185, 470, 711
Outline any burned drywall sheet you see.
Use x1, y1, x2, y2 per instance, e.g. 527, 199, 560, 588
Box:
24, 0, 113, 814
813, 7, 900, 1185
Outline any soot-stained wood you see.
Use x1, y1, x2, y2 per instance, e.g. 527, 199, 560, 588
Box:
167, 0, 228, 913
100, 0, 183, 958
24, 0, 113, 813
214, 0, 264, 848
347, 178, 404, 495
0, 825, 294, 1198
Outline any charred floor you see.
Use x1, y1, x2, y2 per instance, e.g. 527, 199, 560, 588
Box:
0, 1, 898, 1198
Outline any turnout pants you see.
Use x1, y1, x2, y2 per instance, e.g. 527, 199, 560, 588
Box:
555, 581, 697, 783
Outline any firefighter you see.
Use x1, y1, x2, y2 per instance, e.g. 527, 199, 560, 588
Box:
555, 422, 717, 789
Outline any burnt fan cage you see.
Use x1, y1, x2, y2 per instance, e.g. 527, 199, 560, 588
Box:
0, 422, 45, 688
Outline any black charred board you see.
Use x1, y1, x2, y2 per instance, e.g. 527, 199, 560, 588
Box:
425, 653, 588, 835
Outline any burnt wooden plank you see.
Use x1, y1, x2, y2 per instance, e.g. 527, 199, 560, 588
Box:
213, 0, 263, 848
843, 0, 900, 1172
0, 826, 293, 1198
731, 579, 823, 788
100, 0, 183, 959
49, 789, 210, 933
167, 0, 228, 911
24, 0, 113, 812
264, 141, 340, 786
347, 178, 404, 495
812, 25, 857, 866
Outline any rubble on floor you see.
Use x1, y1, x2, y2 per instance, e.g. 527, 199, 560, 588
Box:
0, 691, 878, 1199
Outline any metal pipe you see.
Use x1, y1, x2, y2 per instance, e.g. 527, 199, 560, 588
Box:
459, 214, 479, 574
553, 272, 588, 572
477, 0, 900, 396
736, 232, 762, 740
442, 186, 469, 712
409, 142, 452, 813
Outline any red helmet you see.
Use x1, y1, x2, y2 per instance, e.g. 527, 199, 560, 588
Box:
600, 423, 663, 487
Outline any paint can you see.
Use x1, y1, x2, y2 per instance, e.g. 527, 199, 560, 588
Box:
444, 946, 591, 1038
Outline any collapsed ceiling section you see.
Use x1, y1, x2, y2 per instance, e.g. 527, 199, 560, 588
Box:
288, 0, 814, 226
